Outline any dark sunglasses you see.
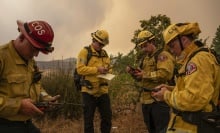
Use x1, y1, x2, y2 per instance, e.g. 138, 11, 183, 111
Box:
29, 43, 54, 52
97, 42, 105, 47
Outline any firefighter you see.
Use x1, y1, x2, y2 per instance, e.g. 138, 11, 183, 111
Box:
76, 30, 112, 133
0, 20, 60, 133
152, 22, 220, 133
127, 30, 175, 133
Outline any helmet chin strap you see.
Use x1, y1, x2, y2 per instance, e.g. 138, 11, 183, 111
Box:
177, 36, 184, 51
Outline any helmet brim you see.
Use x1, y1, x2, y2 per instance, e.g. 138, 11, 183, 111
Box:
137, 40, 148, 47
91, 33, 108, 45
137, 36, 154, 47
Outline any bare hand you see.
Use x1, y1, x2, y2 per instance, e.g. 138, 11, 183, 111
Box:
19, 98, 43, 116
48, 95, 60, 103
156, 84, 174, 91
133, 70, 143, 79
151, 86, 169, 101
126, 66, 132, 73
97, 67, 109, 74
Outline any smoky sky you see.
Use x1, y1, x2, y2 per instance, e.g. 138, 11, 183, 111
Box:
0, 0, 219, 61
0, 0, 113, 61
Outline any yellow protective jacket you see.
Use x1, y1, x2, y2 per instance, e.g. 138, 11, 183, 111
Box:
0, 41, 49, 121
76, 45, 111, 97
140, 49, 175, 104
164, 43, 220, 133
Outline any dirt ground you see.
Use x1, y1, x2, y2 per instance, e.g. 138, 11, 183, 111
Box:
35, 103, 148, 133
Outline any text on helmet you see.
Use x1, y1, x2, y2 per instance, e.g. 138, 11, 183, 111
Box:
31, 22, 46, 36
168, 27, 178, 34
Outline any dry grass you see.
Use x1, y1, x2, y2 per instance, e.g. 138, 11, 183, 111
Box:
34, 103, 148, 133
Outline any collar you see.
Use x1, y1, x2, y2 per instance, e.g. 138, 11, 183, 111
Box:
90, 44, 104, 56
149, 48, 160, 58
8, 40, 32, 65
176, 42, 199, 64
90, 44, 97, 52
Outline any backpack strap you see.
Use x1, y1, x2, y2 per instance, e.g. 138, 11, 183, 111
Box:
153, 48, 164, 63
84, 46, 108, 66
100, 49, 108, 58
84, 46, 92, 66
139, 55, 146, 69
185, 47, 220, 70
139, 48, 163, 69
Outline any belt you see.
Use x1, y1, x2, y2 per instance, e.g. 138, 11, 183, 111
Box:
0, 118, 31, 125
172, 108, 181, 115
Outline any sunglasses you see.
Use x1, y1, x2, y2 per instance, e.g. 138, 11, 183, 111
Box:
29, 42, 54, 52
97, 42, 105, 47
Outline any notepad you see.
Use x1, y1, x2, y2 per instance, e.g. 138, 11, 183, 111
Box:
97, 73, 115, 80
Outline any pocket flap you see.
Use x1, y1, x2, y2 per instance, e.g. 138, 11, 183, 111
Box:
7, 74, 27, 83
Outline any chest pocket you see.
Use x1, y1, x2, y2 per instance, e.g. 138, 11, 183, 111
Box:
7, 74, 28, 97
87, 51, 109, 67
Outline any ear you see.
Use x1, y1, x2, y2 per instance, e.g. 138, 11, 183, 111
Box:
19, 33, 25, 41
181, 36, 190, 47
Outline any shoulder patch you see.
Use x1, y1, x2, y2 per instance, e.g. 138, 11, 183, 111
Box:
186, 62, 197, 75
157, 54, 168, 62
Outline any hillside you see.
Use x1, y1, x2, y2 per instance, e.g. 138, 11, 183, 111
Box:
36, 58, 76, 71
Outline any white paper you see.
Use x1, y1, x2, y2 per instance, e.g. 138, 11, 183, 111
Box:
97, 73, 115, 80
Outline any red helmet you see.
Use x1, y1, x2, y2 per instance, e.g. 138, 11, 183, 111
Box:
17, 20, 54, 54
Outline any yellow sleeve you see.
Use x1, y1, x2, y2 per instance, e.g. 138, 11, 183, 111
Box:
76, 48, 98, 75
143, 51, 175, 81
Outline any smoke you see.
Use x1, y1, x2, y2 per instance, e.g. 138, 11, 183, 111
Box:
0, 0, 219, 61
0, 0, 113, 61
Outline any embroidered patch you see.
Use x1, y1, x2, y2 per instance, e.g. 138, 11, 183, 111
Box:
157, 54, 168, 62
186, 62, 197, 75
150, 71, 157, 78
